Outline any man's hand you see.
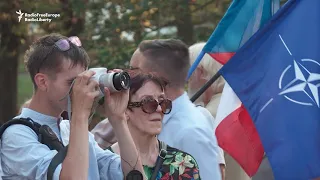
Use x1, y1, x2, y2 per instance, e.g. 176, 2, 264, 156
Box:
71, 70, 100, 119
61, 70, 100, 180
103, 69, 129, 122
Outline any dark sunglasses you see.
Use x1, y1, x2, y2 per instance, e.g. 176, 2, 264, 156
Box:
37, 36, 82, 73
128, 97, 172, 114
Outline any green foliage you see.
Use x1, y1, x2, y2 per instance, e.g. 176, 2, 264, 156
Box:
17, 73, 33, 106
84, 0, 225, 69
13, 0, 290, 112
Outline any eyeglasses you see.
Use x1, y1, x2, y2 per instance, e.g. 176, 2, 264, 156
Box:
37, 36, 82, 73
128, 97, 172, 114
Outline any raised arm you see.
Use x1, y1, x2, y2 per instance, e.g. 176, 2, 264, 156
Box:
60, 70, 100, 180
102, 70, 144, 178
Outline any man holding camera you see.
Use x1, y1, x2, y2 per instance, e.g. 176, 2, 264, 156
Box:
0, 34, 144, 179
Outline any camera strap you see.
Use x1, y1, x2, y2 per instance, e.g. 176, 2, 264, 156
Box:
150, 141, 167, 180
61, 80, 96, 124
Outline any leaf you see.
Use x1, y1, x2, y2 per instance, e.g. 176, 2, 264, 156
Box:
183, 161, 194, 168
165, 154, 174, 158
170, 161, 180, 169
163, 158, 173, 165
179, 165, 186, 175
176, 152, 184, 157
160, 172, 170, 180
193, 168, 199, 173
181, 173, 192, 178
175, 153, 183, 162
184, 168, 191, 172
169, 165, 176, 175
143, 166, 152, 179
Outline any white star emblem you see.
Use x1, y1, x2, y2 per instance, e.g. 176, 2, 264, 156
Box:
260, 35, 320, 114
279, 60, 320, 107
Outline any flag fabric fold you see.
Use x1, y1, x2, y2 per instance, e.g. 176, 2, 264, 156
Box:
200, 0, 280, 176
187, 0, 279, 80
214, 83, 264, 176
187, 0, 281, 176
202, 0, 279, 65
218, 0, 320, 179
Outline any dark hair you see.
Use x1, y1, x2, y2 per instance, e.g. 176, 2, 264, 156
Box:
127, 70, 168, 100
24, 33, 90, 89
138, 39, 190, 88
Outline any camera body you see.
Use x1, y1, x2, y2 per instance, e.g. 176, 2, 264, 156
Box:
89, 68, 130, 100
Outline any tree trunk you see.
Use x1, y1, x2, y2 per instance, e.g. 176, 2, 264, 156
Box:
174, 0, 194, 45
0, 13, 21, 124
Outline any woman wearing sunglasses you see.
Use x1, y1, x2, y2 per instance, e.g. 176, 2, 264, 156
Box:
108, 72, 201, 180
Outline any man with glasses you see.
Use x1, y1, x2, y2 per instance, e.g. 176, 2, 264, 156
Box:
0, 33, 144, 179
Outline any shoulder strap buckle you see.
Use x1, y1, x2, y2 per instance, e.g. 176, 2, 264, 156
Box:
159, 149, 167, 160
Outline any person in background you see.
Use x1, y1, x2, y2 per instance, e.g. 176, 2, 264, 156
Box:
252, 155, 274, 180
187, 42, 251, 180
91, 119, 117, 149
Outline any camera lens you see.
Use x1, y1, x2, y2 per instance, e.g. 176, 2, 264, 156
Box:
113, 72, 130, 91
99, 71, 131, 93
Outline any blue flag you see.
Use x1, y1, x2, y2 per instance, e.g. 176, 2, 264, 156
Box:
187, 0, 279, 80
219, 0, 320, 179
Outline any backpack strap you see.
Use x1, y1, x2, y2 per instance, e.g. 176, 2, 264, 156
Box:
0, 118, 65, 151
150, 140, 167, 180
47, 145, 68, 180
0, 118, 41, 141
0, 117, 67, 180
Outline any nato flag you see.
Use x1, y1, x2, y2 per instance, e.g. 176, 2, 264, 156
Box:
219, 0, 320, 179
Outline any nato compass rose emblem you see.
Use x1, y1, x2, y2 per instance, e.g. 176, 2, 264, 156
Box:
260, 35, 320, 113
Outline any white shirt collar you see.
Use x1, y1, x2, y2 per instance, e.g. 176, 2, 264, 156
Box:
18, 108, 60, 125
18, 108, 64, 140
163, 92, 189, 124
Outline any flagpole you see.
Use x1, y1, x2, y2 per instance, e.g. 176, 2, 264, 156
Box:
190, 71, 221, 102
187, 50, 205, 80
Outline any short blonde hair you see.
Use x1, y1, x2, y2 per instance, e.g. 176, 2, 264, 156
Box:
189, 42, 225, 94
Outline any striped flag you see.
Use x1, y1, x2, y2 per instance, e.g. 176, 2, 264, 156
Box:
187, 0, 280, 176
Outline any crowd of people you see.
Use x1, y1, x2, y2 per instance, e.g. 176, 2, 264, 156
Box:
0, 33, 273, 180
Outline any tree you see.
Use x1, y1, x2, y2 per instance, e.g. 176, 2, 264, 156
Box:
0, 0, 29, 124
84, 0, 223, 70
